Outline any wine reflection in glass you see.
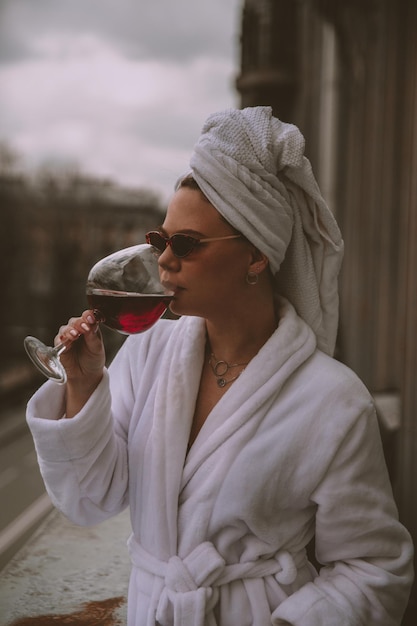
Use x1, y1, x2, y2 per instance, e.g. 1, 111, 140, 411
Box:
24, 244, 174, 385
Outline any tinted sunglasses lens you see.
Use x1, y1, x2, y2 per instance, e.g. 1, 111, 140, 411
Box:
171, 234, 197, 257
146, 232, 166, 254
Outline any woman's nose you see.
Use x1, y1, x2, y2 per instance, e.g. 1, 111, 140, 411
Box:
158, 244, 179, 271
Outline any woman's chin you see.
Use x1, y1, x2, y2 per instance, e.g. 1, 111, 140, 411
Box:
167, 299, 186, 318
168, 300, 200, 319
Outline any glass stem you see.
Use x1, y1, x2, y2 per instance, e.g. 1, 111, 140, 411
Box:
54, 342, 68, 357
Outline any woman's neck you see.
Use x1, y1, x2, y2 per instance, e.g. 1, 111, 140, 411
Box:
205, 293, 278, 364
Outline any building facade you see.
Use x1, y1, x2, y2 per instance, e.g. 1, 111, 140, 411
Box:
0, 172, 164, 374
236, 0, 417, 619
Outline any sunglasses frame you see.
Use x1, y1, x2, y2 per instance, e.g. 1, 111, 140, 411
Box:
146, 230, 241, 258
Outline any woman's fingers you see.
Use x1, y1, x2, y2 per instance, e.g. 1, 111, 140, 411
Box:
55, 311, 99, 347
53, 311, 105, 384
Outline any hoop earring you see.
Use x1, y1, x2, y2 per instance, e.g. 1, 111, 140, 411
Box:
246, 271, 259, 285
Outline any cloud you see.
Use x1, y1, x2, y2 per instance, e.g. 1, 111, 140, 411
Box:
0, 0, 242, 199
0, 0, 240, 63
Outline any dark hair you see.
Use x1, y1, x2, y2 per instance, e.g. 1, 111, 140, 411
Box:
177, 174, 205, 194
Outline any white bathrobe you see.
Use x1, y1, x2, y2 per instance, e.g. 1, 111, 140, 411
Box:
26, 299, 413, 626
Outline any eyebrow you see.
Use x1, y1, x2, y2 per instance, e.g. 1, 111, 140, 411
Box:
156, 225, 207, 238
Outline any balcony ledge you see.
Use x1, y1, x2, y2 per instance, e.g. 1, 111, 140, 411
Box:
0, 508, 130, 625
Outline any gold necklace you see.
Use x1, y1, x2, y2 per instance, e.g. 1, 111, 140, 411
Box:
208, 352, 249, 388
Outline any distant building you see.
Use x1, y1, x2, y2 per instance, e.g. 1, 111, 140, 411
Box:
0, 172, 164, 364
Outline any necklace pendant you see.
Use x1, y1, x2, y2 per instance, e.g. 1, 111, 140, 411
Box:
217, 377, 227, 388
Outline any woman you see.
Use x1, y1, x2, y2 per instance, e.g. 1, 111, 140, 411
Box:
27, 107, 413, 625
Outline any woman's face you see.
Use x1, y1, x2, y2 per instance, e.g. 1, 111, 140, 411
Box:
157, 187, 254, 320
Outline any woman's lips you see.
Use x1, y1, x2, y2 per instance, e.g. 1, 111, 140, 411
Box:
162, 280, 181, 295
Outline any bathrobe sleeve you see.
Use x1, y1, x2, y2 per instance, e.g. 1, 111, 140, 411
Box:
272, 397, 414, 625
26, 320, 176, 526
26, 369, 131, 526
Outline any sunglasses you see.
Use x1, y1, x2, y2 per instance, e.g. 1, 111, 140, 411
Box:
146, 230, 241, 258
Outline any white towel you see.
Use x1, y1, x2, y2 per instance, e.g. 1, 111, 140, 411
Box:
189, 106, 344, 356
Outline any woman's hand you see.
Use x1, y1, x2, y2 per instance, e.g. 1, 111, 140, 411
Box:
56, 310, 106, 417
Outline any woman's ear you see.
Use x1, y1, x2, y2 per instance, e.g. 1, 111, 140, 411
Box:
248, 246, 270, 275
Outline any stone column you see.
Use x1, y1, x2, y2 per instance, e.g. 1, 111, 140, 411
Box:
393, 0, 417, 620
235, 0, 299, 121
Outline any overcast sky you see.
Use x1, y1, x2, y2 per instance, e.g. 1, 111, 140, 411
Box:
0, 0, 242, 200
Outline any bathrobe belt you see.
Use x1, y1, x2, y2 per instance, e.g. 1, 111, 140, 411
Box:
128, 536, 304, 626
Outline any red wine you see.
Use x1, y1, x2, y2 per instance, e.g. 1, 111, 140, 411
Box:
86, 289, 172, 334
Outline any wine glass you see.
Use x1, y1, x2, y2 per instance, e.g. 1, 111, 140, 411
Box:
24, 243, 173, 385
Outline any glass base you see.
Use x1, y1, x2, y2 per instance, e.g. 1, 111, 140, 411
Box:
24, 336, 67, 384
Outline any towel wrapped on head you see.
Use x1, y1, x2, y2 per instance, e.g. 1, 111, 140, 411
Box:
188, 106, 344, 356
